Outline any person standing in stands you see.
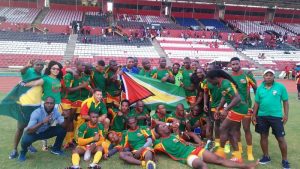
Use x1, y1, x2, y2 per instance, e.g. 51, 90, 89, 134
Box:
230, 57, 257, 161
9, 60, 44, 159
121, 57, 139, 74
181, 57, 197, 106
252, 69, 290, 169
24, 60, 63, 151
151, 57, 174, 83
139, 58, 152, 77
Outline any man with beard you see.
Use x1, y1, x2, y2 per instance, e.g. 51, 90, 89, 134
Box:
230, 57, 257, 161
151, 57, 174, 83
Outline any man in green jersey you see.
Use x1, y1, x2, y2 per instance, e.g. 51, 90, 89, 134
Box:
129, 100, 150, 126
9, 60, 44, 159
206, 69, 248, 163
68, 112, 105, 169
181, 57, 197, 105
151, 57, 174, 83
151, 104, 176, 127
139, 58, 152, 77
154, 123, 258, 169
203, 64, 223, 148
171, 63, 182, 86
230, 57, 257, 161
119, 117, 156, 169
110, 100, 130, 132
90, 60, 106, 98
106, 60, 121, 108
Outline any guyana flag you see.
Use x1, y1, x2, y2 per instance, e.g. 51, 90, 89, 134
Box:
121, 72, 189, 111
0, 79, 42, 123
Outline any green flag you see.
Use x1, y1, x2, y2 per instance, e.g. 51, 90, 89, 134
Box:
0, 81, 42, 124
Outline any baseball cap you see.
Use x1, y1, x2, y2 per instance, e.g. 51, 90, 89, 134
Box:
263, 69, 275, 75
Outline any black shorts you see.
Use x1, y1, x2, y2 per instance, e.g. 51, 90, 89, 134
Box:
297, 84, 300, 93
255, 116, 285, 137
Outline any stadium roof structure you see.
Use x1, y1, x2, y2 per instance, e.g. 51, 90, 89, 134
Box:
159, 0, 300, 9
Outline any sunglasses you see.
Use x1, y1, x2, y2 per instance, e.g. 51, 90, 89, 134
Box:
51, 67, 60, 71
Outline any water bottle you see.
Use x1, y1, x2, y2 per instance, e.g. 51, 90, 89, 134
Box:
194, 127, 201, 136
84, 144, 91, 161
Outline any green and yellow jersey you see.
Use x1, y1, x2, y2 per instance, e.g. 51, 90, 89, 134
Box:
90, 69, 106, 97
77, 121, 105, 146
202, 79, 222, 109
154, 134, 204, 164
80, 97, 107, 116
220, 79, 248, 114
139, 69, 152, 78
181, 68, 196, 97
106, 70, 121, 97
109, 107, 127, 132
129, 108, 149, 126
151, 68, 173, 81
123, 126, 152, 151
151, 112, 176, 123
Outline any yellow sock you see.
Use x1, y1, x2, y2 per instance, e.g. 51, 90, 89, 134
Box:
247, 145, 254, 161
232, 151, 242, 160
215, 139, 220, 147
141, 160, 146, 167
215, 147, 226, 159
72, 153, 80, 166
92, 151, 103, 164
238, 142, 243, 153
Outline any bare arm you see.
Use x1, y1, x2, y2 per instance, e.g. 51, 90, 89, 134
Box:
24, 78, 44, 87
282, 100, 289, 124
224, 94, 241, 111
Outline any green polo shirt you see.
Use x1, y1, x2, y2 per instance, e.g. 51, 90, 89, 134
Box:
255, 81, 288, 117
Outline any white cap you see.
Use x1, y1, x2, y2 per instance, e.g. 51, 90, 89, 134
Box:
263, 69, 275, 75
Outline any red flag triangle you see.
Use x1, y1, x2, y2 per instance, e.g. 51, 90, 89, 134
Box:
121, 73, 153, 104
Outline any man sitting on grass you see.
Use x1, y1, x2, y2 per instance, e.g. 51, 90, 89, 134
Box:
68, 112, 106, 169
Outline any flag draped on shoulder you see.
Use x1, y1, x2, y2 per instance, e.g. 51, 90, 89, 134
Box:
121, 72, 189, 111
0, 79, 42, 123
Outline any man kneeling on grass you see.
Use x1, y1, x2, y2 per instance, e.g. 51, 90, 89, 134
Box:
153, 123, 259, 169
68, 112, 106, 169
19, 96, 67, 161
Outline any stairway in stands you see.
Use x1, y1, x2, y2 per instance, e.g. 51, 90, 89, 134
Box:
32, 7, 50, 25
151, 38, 172, 66
64, 34, 78, 62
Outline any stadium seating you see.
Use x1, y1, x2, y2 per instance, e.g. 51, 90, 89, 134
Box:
277, 23, 300, 35
84, 12, 108, 27
42, 10, 83, 25
156, 37, 252, 67
0, 7, 40, 24
0, 54, 63, 68
0, 31, 69, 43
199, 19, 232, 32
75, 36, 160, 64
175, 18, 199, 27
228, 20, 294, 35
242, 50, 300, 70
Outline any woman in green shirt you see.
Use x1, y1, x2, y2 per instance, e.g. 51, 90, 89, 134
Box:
24, 61, 63, 105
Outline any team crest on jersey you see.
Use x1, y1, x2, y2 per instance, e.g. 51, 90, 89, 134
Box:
240, 79, 246, 84
173, 138, 179, 143
137, 133, 143, 137
272, 90, 277, 95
